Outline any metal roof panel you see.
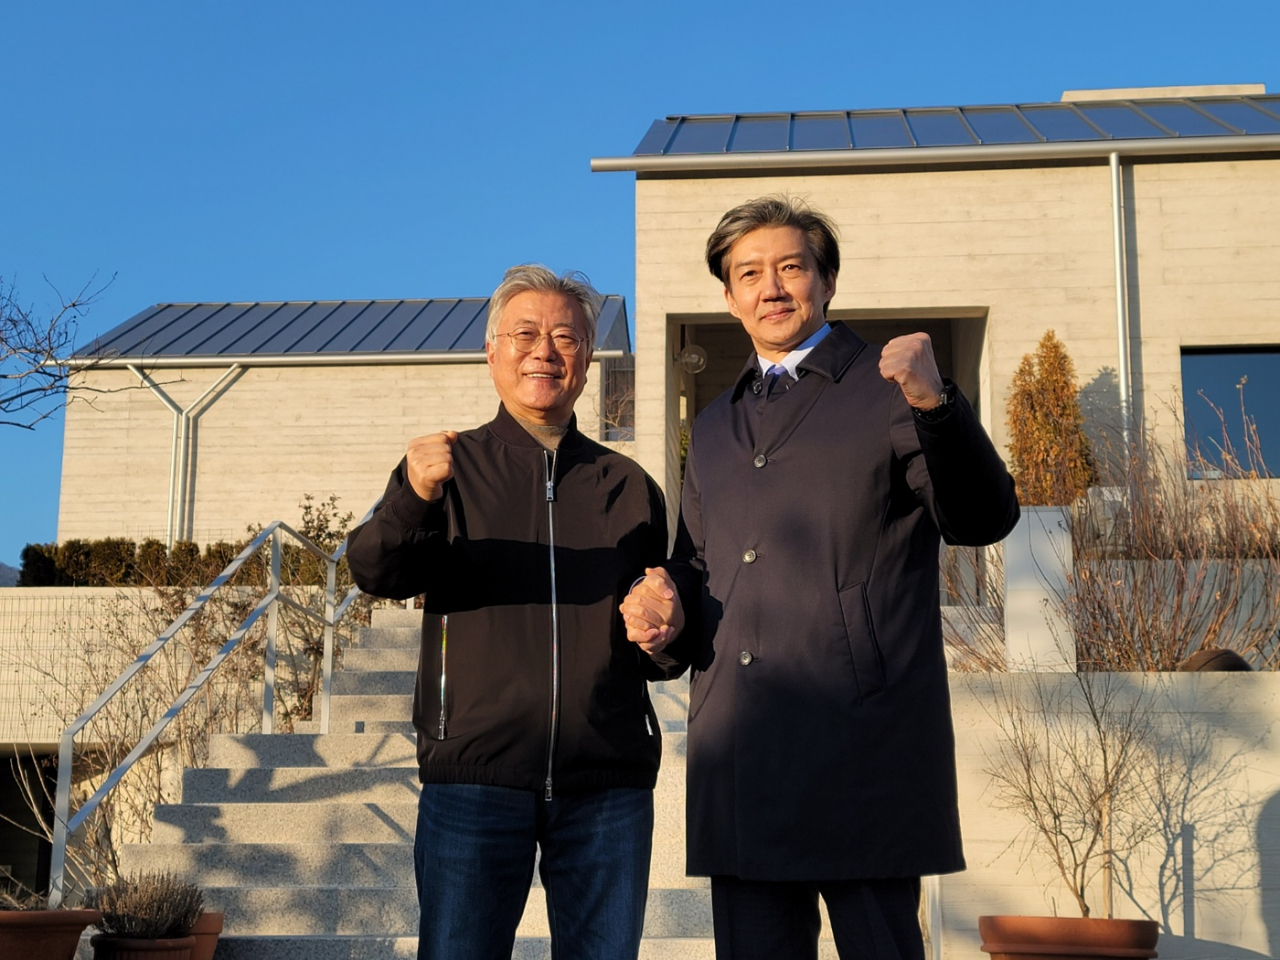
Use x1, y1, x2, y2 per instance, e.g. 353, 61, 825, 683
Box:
77, 296, 631, 361
620, 94, 1280, 159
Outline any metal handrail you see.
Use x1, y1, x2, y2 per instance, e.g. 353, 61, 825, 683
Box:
46, 505, 375, 907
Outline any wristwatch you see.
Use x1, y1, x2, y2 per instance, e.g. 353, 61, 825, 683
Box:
914, 382, 957, 423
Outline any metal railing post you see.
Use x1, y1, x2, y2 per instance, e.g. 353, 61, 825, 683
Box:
47, 729, 76, 907
321, 556, 336, 734
262, 528, 281, 733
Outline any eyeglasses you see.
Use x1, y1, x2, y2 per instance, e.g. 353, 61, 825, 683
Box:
495, 330, 586, 356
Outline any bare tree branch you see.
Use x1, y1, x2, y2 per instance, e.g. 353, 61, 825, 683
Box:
0, 273, 115, 430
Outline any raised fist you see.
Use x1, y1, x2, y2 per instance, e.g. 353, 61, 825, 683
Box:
879, 332, 946, 410
406, 431, 459, 502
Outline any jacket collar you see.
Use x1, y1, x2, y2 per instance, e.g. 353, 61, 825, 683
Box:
730, 322, 867, 402
487, 403, 585, 452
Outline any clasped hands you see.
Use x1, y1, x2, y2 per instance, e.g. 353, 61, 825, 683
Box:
620, 567, 683, 656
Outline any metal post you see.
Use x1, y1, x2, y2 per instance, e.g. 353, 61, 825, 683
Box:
1110, 151, 1132, 452
321, 556, 336, 734
46, 729, 76, 907
924, 875, 942, 960
262, 528, 281, 733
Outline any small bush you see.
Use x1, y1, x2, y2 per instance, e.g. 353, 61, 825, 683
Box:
1006, 330, 1095, 506
167, 542, 203, 584
135, 539, 169, 585
90, 538, 136, 585
57, 539, 93, 586
18, 543, 59, 586
85, 871, 203, 939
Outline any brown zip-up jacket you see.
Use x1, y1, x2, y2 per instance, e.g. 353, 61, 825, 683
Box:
346, 405, 679, 796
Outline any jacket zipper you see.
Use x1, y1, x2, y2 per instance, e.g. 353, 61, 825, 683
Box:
437, 614, 448, 739
543, 448, 561, 800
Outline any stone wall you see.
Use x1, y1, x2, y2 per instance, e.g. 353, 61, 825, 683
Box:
57, 357, 626, 544
632, 156, 1280, 521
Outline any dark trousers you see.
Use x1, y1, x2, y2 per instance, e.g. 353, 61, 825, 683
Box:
414, 783, 653, 960
710, 875, 925, 960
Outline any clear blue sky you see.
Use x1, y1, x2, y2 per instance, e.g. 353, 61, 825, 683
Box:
3, 1, 1278, 568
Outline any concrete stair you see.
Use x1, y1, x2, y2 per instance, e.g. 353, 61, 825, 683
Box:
117, 605, 801, 958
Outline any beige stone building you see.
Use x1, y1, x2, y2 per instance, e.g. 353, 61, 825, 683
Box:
57, 295, 634, 545
592, 84, 1280, 517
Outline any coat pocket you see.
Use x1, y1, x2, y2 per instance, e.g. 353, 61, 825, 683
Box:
837, 582, 886, 702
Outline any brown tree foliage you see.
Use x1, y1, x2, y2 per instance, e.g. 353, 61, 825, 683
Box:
1007, 330, 1095, 506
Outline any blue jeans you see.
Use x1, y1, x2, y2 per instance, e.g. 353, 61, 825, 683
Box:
414, 783, 653, 960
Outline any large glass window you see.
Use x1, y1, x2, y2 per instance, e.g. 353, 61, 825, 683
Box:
1182, 349, 1280, 478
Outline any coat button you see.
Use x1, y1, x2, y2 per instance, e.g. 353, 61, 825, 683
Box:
753, 454, 767, 468
751, 380, 764, 395
742, 549, 757, 563
739, 650, 754, 666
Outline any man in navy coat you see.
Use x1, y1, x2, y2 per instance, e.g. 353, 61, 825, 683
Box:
622, 196, 1020, 960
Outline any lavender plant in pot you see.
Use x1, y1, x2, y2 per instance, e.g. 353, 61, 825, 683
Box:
84, 871, 203, 960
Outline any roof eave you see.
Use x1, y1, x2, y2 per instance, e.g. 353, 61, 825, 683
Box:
591, 133, 1280, 174
63, 348, 630, 370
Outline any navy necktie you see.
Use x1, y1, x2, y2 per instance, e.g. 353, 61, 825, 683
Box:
766, 364, 794, 397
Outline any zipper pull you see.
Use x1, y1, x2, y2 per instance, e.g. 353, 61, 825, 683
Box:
544, 776, 553, 801
545, 449, 557, 501
546, 480, 555, 502
438, 718, 447, 740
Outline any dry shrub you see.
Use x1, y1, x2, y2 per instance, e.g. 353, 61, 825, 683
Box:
1007, 330, 1096, 507
85, 871, 203, 939
1070, 424, 1280, 671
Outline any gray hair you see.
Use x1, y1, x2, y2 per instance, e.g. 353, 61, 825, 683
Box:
485, 264, 604, 355
705, 195, 841, 287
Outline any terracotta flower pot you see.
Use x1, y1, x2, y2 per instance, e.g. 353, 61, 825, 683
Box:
0, 908, 102, 960
189, 910, 223, 960
979, 915, 1160, 960
89, 933, 196, 960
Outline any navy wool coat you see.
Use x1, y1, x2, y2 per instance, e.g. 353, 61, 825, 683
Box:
658, 322, 1020, 881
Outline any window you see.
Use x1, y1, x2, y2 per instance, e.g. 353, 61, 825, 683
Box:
600, 356, 635, 442
1181, 348, 1280, 478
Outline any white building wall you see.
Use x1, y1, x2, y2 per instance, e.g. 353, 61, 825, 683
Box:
57, 358, 615, 544
632, 156, 1280, 510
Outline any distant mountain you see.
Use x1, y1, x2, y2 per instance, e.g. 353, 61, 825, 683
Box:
0, 561, 18, 587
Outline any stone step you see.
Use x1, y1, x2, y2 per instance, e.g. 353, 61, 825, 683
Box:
198, 935, 840, 960
332, 670, 416, 696
352, 719, 417, 735
120, 843, 413, 888
184, 937, 418, 960
182, 766, 420, 804
194, 885, 415, 935
152, 802, 419, 844
370, 607, 422, 629
329, 693, 414, 726
343, 647, 418, 672
207, 732, 417, 768
354, 625, 421, 649
183, 884, 718, 938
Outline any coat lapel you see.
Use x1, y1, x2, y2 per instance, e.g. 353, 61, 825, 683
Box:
730, 323, 867, 456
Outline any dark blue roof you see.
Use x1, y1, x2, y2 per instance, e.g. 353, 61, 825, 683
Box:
78, 296, 630, 360
631, 95, 1280, 157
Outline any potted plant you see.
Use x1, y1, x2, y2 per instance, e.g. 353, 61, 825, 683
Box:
979, 670, 1160, 959
189, 908, 223, 960
0, 888, 102, 960
84, 871, 203, 960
